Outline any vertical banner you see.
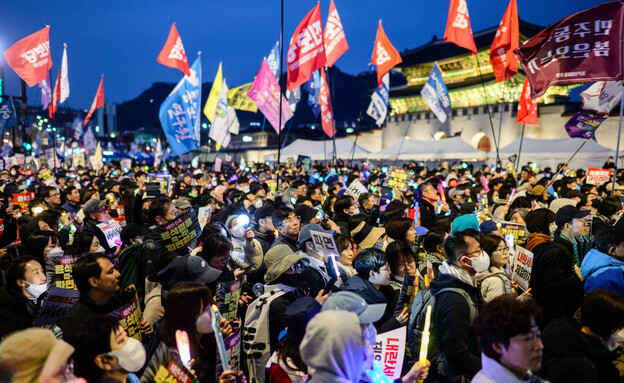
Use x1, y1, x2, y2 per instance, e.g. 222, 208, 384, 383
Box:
511, 246, 533, 291
215, 280, 242, 322
35, 287, 80, 327
107, 293, 143, 341
373, 326, 407, 380
46, 254, 79, 290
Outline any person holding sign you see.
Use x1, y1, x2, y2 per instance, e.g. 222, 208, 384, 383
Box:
83, 199, 117, 256
416, 182, 449, 230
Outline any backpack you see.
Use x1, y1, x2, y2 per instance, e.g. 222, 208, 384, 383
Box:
406, 286, 477, 369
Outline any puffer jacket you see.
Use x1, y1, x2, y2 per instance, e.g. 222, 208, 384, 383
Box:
476, 265, 514, 302
581, 248, 624, 295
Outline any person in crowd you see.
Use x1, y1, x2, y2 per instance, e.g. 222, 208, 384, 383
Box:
472, 296, 545, 383
39, 186, 62, 209
253, 204, 276, 255
322, 195, 337, 218
225, 214, 263, 272
24, 230, 61, 266
0, 256, 47, 338
68, 232, 104, 256
385, 217, 418, 251
592, 196, 622, 235
523, 209, 554, 253
62, 186, 82, 215
332, 195, 357, 236
297, 223, 334, 295
506, 208, 528, 225
419, 230, 446, 278
540, 289, 624, 382
530, 205, 586, 326
385, 241, 416, 290
271, 207, 300, 252
334, 234, 357, 282
581, 227, 624, 296
417, 182, 449, 229
82, 199, 117, 256
358, 192, 380, 225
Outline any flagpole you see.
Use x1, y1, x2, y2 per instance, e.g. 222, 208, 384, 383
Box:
48, 68, 58, 170
611, 83, 624, 196
541, 138, 589, 196
9, 96, 18, 150
281, 118, 295, 149
276, 0, 284, 186
394, 121, 413, 166
326, 67, 338, 174
256, 117, 267, 163
350, 132, 358, 164
497, 69, 507, 156
516, 124, 525, 173
475, 55, 501, 165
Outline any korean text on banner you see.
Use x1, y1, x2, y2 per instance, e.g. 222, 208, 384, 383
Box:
587, 167, 612, 184
198, 205, 213, 230
108, 293, 143, 341
97, 220, 123, 249
152, 209, 201, 253
367, 73, 390, 127
157, 23, 191, 77
3, 26, 52, 87
323, 0, 349, 67
286, 3, 326, 91
421, 63, 451, 123
444, 0, 477, 54
215, 330, 242, 381
345, 179, 369, 200
215, 280, 242, 322
35, 287, 80, 327
46, 254, 79, 290
371, 21, 402, 88
153, 360, 192, 383
499, 221, 527, 246
388, 169, 408, 190
309, 230, 339, 256
564, 111, 606, 139
373, 326, 407, 380
581, 81, 623, 114
511, 246, 534, 291
248, 59, 293, 133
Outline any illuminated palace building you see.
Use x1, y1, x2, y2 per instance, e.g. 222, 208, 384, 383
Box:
366, 20, 621, 157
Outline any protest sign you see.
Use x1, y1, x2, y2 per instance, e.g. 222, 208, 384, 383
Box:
477, 192, 489, 215
44, 148, 57, 169
215, 329, 242, 381
214, 157, 222, 172
108, 293, 143, 341
266, 180, 277, 194
46, 254, 79, 290
121, 158, 132, 170
12, 191, 35, 212
73, 152, 85, 168
152, 209, 201, 253
97, 220, 123, 249
345, 179, 369, 200
499, 221, 527, 246
394, 274, 418, 316
309, 230, 339, 256
373, 326, 406, 380
14, 153, 25, 168
38, 168, 57, 187
153, 360, 192, 383
511, 246, 534, 291
148, 173, 173, 196
387, 169, 408, 190
587, 167, 612, 184
35, 287, 80, 327
198, 205, 212, 230
0, 219, 21, 248
215, 280, 242, 322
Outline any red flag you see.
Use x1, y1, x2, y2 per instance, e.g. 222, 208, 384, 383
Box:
517, 78, 538, 125
490, 0, 519, 82
371, 21, 402, 88
515, 1, 624, 99
319, 70, 334, 138
157, 23, 191, 77
3, 26, 52, 87
287, 4, 326, 91
324, 0, 349, 68
49, 70, 61, 121
444, 0, 477, 54
84, 77, 105, 127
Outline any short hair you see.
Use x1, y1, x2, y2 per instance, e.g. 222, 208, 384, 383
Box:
597, 197, 622, 218
594, 227, 624, 254
69, 232, 96, 256
423, 230, 445, 253
334, 234, 352, 254
25, 230, 59, 265
580, 184, 595, 194
443, 231, 473, 263
417, 182, 431, 198
6, 256, 39, 295
63, 186, 78, 198
272, 207, 295, 228
386, 241, 414, 276
147, 196, 172, 225
353, 247, 386, 279
66, 315, 120, 381
72, 253, 110, 294
476, 295, 539, 362
581, 289, 624, 340
347, 213, 369, 233
333, 196, 354, 215
282, 188, 298, 205
385, 217, 414, 243
358, 193, 373, 207
38, 186, 57, 200
200, 233, 232, 262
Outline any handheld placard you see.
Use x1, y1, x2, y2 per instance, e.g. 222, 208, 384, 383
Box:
417, 305, 432, 383
211, 305, 230, 371
175, 330, 192, 370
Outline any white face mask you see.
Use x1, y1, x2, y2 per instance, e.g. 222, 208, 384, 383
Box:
230, 225, 245, 238
604, 328, 624, 351
255, 199, 263, 208
94, 246, 106, 254
350, 207, 360, 216
48, 247, 64, 257
106, 337, 146, 372
196, 310, 214, 334
466, 251, 490, 273
24, 282, 48, 299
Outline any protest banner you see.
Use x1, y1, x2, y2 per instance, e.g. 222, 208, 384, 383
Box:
12, 191, 35, 212
153, 360, 192, 383
0, 219, 21, 248
35, 287, 80, 327
345, 179, 369, 200
38, 168, 57, 187
214, 157, 222, 172
97, 220, 123, 249
394, 274, 418, 316
215, 280, 242, 322
215, 329, 242, 380
198, 205, 212, 230
14, 153, 25, 168
108, 292, 143, 341
587, 167, 612, 184
266, 180, 277, 194
148, 173, 173, 195
152, 209, 201, 253
46, 254, 79, 290
499, 221, 527, 246
387, 169, 408, 190
73, 152, 85, 168
309, 230, 339, 257
511, 246, 534, 291
373, 326, 406, 380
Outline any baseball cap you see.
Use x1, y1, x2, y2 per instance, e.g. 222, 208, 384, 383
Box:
172, 198, 192, 211
321, 291, 386, 324
555, 205, 590, 228
480, 220, 499, 235
157, 255, 223, 290
280, 297, 322, 342
83, 199, 107, 215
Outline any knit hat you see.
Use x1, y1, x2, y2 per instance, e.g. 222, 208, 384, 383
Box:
451, 214, 480, 233
295, 204, 320, 225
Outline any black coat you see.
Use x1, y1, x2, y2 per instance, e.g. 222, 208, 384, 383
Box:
343, 275, 400, 333
540, 317, 620, 383
57, 294, 121, 339
332, 211, 351, 237
430, 273, 481, 380
418, 198, 438, 230
253, 229, 275, 256
0, 286, 43, 338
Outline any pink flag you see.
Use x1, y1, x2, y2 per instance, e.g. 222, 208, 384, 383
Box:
248, 59, 293, 133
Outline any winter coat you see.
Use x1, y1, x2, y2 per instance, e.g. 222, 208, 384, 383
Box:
0, 286, 44, 338
271, 234, 298, 253
476, 266, 514, 302
83, 218, 116, 256
254, 229, 276, 255
57, 294, 122, 339
580, 248, 624, 295
471, 354, 547, 383
343, 275, 400, 333
418, 198, 438, 230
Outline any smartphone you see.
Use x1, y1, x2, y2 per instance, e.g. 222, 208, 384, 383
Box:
505, 233, 515, 249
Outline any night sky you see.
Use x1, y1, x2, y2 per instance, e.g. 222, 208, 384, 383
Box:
0, 0, 603, 110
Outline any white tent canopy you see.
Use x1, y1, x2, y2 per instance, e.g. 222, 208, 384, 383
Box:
498, 137, 614, 170
264, 137, 370, 162
368, 137, 487, 161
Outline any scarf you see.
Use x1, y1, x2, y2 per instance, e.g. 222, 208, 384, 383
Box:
524, 233, 550, 252
438, 261, 475, 286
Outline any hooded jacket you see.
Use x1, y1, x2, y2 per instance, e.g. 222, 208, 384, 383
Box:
476, 265, 514, 302
580, 248, 624, 295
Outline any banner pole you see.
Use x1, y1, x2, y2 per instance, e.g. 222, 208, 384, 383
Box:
497, 69, 507, 157
611, 82, 624, 197
516, 124, 525, 173
475, 55, 501, 165
541, 138, 589, 196
276, 0, 284, 186
394, 121, 413, 166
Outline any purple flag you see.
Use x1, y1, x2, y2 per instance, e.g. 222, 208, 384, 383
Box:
248, 58, 293, 133
564, 111, 606, 139
39, 75, 52, 109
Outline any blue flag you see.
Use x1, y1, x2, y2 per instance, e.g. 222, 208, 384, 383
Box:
421, 63, 451, 123
267, 41, 280, 78
366, 73, 390, 126
0, 98, 17, 135
159, 57, 202, 156
304, 70, 321, 117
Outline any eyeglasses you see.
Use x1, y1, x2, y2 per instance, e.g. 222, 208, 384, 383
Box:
464, 247, 482, 257
496, 246, 509, 254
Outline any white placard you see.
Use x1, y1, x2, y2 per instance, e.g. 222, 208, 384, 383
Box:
511, 246, 534, 291
198, 206, 212, 230
97, 220, 123, 249
345, 179, 369, 199
373, 326, 406, 380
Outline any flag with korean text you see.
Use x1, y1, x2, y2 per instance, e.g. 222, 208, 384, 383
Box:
514, 1, 624, 99
366, 73, 390, 126
286, 3, 326, 91
83, 77, 104, 126
421, 63, 451, 123
3, 26, 52, 87
490, 0, 519, 82
581, 81, 623, 114
158, 58, 202, 155
0, 99, 17, 134
324, 0, 349, 67
209, 79, 231, 148
517, 78, 538, 125
371, 21, 402, 88
267, 41, 280, 78
319, 70, 334, 138
444, 0, 477, 54
305, 71, 321, 117
248, 59, 293, 133
60, 44, 69, 103
227, 83, 258, 113
157, 23, 191, 77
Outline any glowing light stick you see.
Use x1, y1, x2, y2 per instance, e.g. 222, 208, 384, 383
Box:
438, 184, 446, 203
417, 305, 432, 383
508, 188, 516, 204
175, 330, 191, 370
211, 305, 230, 370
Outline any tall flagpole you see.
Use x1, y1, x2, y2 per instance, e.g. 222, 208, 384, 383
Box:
276, 0, 284, 186
497, 68, 507, 155
475, 55, 501, 165
611, 83, 624, 196
516, 124, 525, 173
541, 138, 589, 197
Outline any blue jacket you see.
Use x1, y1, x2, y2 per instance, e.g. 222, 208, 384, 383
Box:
580, 248, 624, 295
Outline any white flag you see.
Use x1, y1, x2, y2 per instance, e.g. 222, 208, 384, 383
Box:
209, 79, 231, 147
155, 139, 163, 169
60, 44, 70, 103
228, 106, 240, 135
581, 81, 622, 114
366, 73, 389, 126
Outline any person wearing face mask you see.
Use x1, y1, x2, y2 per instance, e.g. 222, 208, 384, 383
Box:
530, 205, 586, 327
68, 233, 105, 256
83, 199, 117, 256
0, 256, 48, 338
580, 227, 624, 296
67, 315, 146, 383
429, 231, 482, 381
539, 289, 624, 383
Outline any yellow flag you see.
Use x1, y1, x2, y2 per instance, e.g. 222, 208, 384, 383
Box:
227, 83, 258, 112
203, 63, 223, 122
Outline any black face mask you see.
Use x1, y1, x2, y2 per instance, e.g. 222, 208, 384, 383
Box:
276, 273, 301, 288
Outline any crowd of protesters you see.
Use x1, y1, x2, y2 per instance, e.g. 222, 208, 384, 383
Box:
0, 156, 622, 383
